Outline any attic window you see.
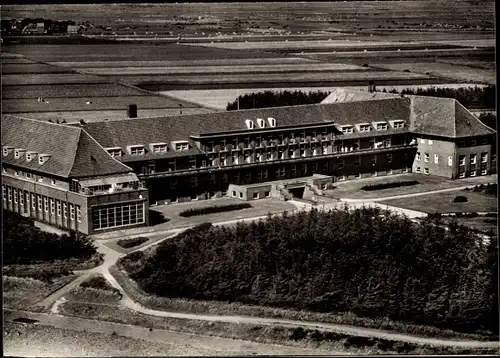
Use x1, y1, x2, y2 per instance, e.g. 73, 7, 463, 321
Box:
152, 144, 168, 153
26, 152, 36, 162
174, 141, 190, 151
38, 154, 50, 165
376, 123, 388, 131
130, 146, 145, 156
358, 124, 371, 132
14, 149, 24, 159
107, 149, 122, 158
3, 147, 8, 156
341, 125, 354, 134
392, 121, 404, 129
268, 117, 276, 127
256, 118, 266, 128
245, 119, 254, 130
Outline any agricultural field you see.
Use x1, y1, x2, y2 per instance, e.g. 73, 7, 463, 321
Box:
1, 63, 74, 74
2, 73, 110, 86
370, 62, 496, 85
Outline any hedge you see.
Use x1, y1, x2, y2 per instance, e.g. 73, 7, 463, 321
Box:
361, 180, 419, 191
179, 203, 252, 217
117, 237, 149, 249
453, 196, 468, 203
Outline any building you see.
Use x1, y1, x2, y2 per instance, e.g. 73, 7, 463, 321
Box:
2, 116, 149, 234
2, 91, 496, 233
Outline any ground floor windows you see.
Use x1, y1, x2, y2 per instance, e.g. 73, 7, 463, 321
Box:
91, 201, 145, 230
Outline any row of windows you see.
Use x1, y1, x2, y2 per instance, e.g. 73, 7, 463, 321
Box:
91, 202, 145, 230
337, 168, 410, 180
3, 167, 58, 186
2, 185, 81, 222
458, 153, 489, 166
2, 147, 50, 165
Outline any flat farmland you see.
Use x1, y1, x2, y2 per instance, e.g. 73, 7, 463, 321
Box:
1, 63, 74, 74
77, 63, 368, 76
1, 57, 36, 64
13, 107, 216, 122
2, 83, 150, 99
2, 95, 201, 113
2, 43, 285, 63
436, 58, 496, 71
305, 48, 494, 60
48, 57, 318, 68
370, 62, 496, 84
2, 73, 110, 85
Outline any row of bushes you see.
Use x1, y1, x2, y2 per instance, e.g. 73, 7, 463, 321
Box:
466, 183, 497, 196
117, 237, 149, 249
179, 203, 252, 217
361, 180, 419, 191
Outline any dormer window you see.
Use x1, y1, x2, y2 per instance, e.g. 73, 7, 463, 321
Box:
129, 146, 145, 156
107, 148, 122, 158
267, 117, 276, 127
26, 151, 37, 162
3, 146, 14, 156
256, 118, 266, 128
14, 149, 26, 159
341, 125, 354, 134
151, 143, 168, 153
376, 122, 388, 131
38, 154, 50, 165
245, 119, 254, 129
392, 120, 404, 129
358, 124, 371, 132
173, 141, 190, 151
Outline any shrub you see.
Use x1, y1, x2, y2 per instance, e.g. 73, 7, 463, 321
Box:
484, 213, 497, 218
465, 212, 479, 218
81, 275, 113, 291
149, 210, 169, 226
179, 203, 252, 217
361, 180, 419, 191
453, 196, 468, 203
117, 237, 149, 249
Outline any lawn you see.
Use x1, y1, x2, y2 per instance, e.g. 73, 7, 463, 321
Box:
379, 190, 497, 214
326, 174, 497, 200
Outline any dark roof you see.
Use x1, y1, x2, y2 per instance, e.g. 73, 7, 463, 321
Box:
409, 96, 496, 138
81, 99, 411, 158
1, 115, 134, 179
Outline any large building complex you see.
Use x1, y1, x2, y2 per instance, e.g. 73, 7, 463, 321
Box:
2, 90, 496, 234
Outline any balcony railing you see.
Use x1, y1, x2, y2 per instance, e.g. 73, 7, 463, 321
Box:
139, 143, 416, 179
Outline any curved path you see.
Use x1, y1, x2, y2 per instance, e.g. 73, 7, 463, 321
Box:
24, 185, 499, 350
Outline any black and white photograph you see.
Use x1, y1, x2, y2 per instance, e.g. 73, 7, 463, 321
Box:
1, 1, 498, 356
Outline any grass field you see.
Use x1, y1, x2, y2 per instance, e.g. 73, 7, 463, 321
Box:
1, 63, 74, 74
2, 83, 151, 99
2, 73, 109, 85
77, 63, 368, 76
2, 95, 201, 113
370, 62, 496, 84
49, 57, 319, 68
379, 190, 497, 214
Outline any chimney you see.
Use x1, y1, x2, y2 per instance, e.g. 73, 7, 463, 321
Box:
368, 81, 376, 93
127, 104, 138, 118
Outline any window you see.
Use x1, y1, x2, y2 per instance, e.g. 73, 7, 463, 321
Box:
481, 169, 488, 175
359, 124, 371, 132
386, 153, 392, 163
265, 191, 270, 198
481, 153, 488, 163
341, 126, 354, 134
20, 192, 24, 206
26, 153, 32, 161
253, 192, 259, 199
424, 168, 429, 175
2, 185, 6, 200
63, 203, 67, 218
233, 173, 240, 182
470, 170, 476, 177
276, 167, 285, 177
50, 199, 55, 214
434, 154, 439, 164
257, 169, 268, 180
232, 191, 236, 197
470, 139, 476, 146
130, 146, 145, 155
38, 156, 46, 165
57, 201, 61, 216
2, 147, 8, 156
190, 177, 198, 187
13, 189, 18, 204
201, 160, 207, 168
393, 121, 404, 129
481, 137, 488, 145
371, 155, 377, 166
189, 157, 197, 168
371, 171, 377, 177
459, 172, 466, 178
424, 153, 430, 162
38, 195, 42, 211
376, 123, 388, 131
14, 170, 19, 176
301, 164, 307, 175
416, 166, 421, 173
388, 169, 393, 175
416, 152, 421, 161
8, 187, 12, 202
31, 194, 36, 209
420, 138, 425, 144
77, 206, 82, 223
26, 172, 31, 179
428, 139, 433, 145
470, 154, 476, 165
108, 149, 122, 157
91, 201, 145, 230
70, 204, 75, 220
44, 197, 48, 212
239, 192, 243, 198
448, 156, 453, 167
174, 142, 189, 151
354, 173, 361, 179
152, 144, 168, 153
459, 155, 466, 166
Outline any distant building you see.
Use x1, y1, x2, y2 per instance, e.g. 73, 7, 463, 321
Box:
67, 25, 79, 34
37, 22, 45, 34
1, 89, 496, 234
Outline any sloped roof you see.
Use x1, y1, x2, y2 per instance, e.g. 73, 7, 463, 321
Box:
408, 96, 496, 138
1, 115, 133, 179
321, 88, 400, 104
81, 99, 411, 157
